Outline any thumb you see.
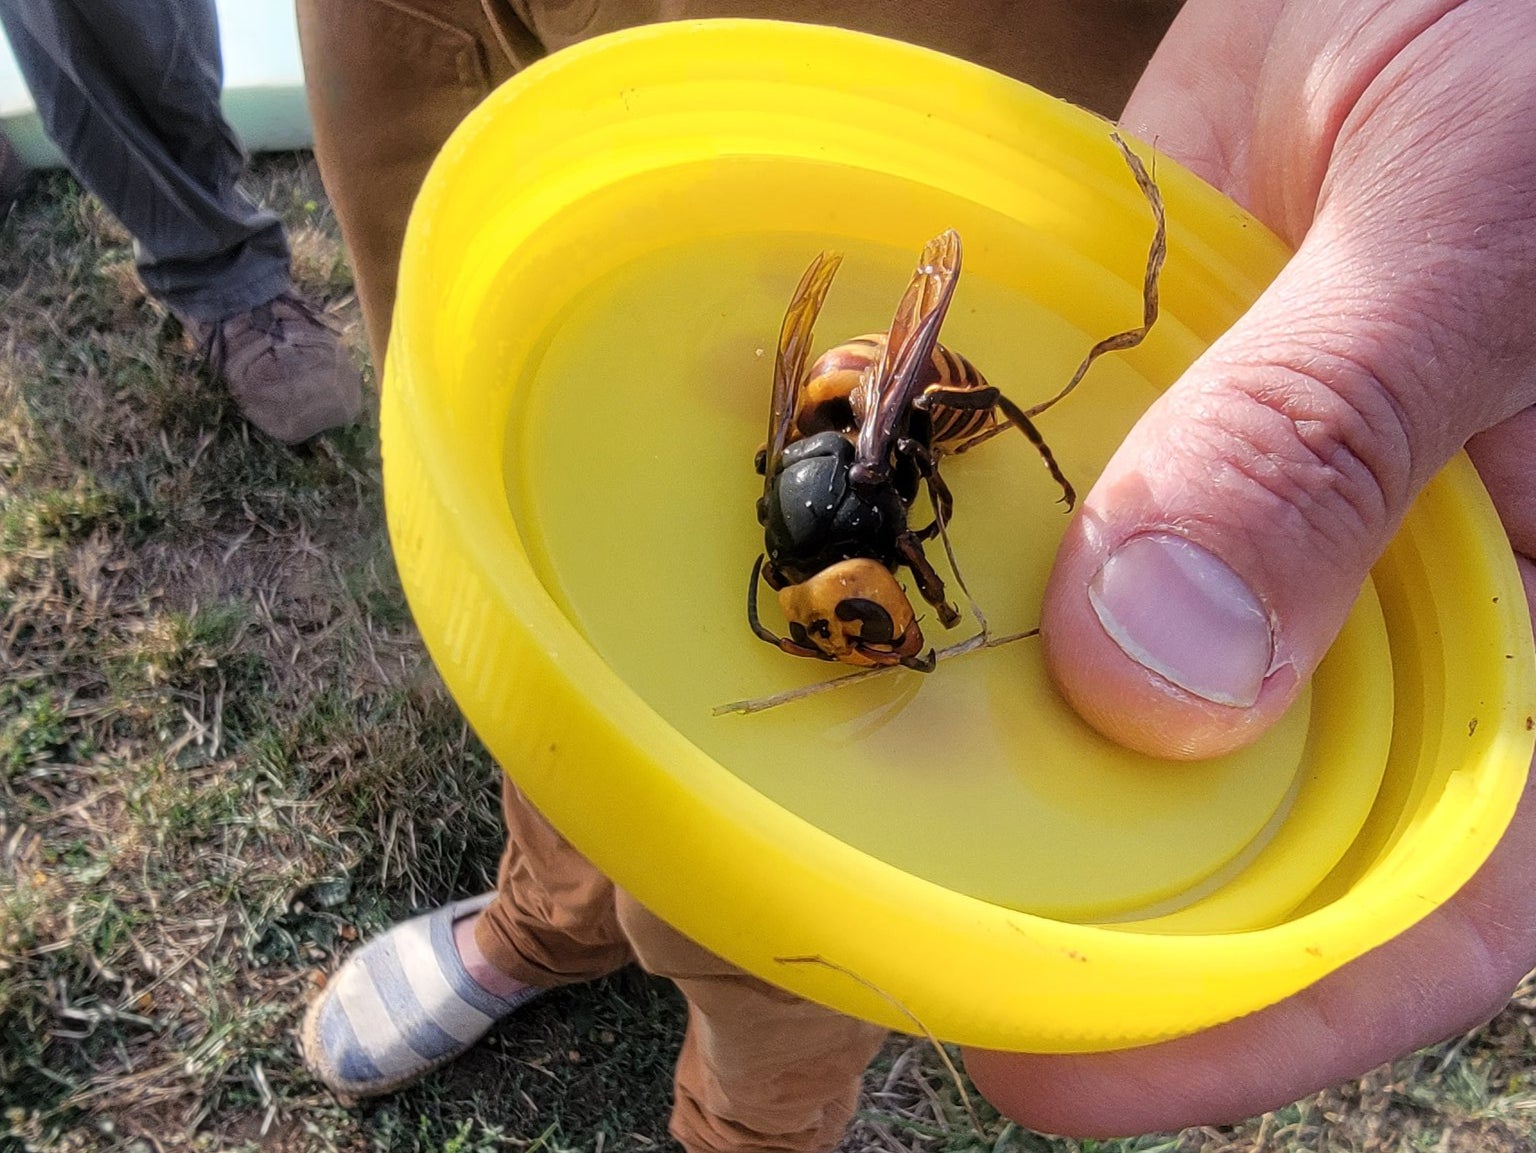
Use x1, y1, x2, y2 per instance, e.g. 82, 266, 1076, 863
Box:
1041, 47, 1536, 758
1040, 2, 1536, 761
1039, 264, 1419, 759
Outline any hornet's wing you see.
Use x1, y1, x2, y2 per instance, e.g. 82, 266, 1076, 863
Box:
854, 229, 961, 481
763, 249, 844, 492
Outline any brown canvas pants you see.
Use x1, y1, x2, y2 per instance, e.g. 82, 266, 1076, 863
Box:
296, 0, 1181, 369
294, 3, 1179, 1149
477, 781, 889, 1152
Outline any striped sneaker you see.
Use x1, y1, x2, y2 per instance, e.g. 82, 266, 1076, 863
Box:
300, 893, 545, 1100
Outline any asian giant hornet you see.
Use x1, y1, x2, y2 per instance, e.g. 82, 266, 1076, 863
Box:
749, 228, 1073, 672
747, 133, 1165, 678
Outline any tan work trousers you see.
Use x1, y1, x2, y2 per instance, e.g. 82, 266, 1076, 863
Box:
294, 3, 1178, 1149
479, 781, 890, 1152
296, 0, 1181, 369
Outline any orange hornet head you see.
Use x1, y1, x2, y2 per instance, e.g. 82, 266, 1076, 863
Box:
776, 558, 926, 668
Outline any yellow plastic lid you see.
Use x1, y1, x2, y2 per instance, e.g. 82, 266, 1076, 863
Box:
381, 19, 1535, 1051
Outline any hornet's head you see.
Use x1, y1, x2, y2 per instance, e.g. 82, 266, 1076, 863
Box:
776, 558, 927, 669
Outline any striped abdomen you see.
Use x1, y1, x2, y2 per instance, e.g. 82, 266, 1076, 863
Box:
796, 333, 995, 449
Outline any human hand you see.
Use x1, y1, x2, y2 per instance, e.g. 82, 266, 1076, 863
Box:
964, 0, 1536, 1135
964, 653, 1536, 1135
1040, 0, 1536, 758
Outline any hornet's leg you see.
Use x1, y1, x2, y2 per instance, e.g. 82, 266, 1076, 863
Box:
916, 382, 1009, 457
917, 385, 1075, 509
920, 466, 956, 542
898, 647, 937, 673
995, 394, 1075, 509
894, 532, 962, 629
914, 383, 1000, 413
895, 435, 955, 541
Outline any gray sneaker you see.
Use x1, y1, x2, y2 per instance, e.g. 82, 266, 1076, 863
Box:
198, 292, 364, 444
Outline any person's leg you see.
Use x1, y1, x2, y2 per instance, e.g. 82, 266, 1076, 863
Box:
298, 0, 1178, 375
507, 0, 1181, 116
471, 777, 636, 987
616, 894, 890, 1153
0, 0, 290, 320
296, 0, 538, 369
0, 0, 362, 443
302, 776, 633, 1098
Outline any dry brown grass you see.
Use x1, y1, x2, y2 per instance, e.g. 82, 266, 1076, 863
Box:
1, 156, 1534, 1153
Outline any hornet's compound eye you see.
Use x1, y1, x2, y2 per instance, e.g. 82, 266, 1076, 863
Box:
834, 597, 896, 644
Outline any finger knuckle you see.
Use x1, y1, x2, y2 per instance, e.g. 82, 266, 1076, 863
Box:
1185, 358, 1416, 556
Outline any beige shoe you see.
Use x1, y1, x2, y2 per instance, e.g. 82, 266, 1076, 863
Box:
300, 893, 546, 1101
198, 292, 364, 444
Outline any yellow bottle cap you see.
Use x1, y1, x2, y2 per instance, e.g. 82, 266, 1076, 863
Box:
382, 19, 1534, 1051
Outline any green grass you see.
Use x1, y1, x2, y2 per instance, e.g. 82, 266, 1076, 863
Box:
1, 157, 1535, 1153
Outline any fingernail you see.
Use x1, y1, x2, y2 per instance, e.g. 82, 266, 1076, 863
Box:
1088, 533, 1273, 707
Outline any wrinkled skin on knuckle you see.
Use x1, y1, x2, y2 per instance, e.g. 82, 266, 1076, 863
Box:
1309, 172, 1536, 447
1310, 2, 1536, 421
1155, 361, 1413, 574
